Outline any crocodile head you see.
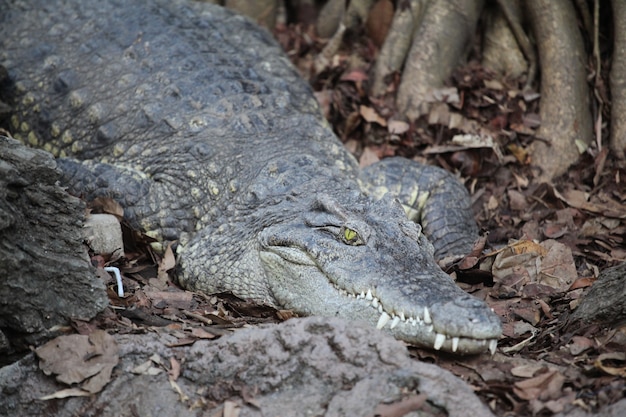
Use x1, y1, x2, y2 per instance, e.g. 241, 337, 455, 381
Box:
257, 193, 502, 354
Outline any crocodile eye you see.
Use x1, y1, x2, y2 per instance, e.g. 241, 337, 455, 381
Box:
342, 227, 363, 245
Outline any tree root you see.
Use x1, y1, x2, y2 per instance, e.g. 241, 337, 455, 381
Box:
610, 0, 626, 159
370, 0, 426, 97
525, 0, 592, 181
395, 0, 484, 120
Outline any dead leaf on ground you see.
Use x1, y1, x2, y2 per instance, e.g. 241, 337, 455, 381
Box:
595, 352, 626, 377
39, 388, 93, 400
224, 400, 241, 417
491, 239, 577, 292
36, 330, 119, 396
513, 368, 565, 401
371, 394, 428, 417
359, 105, 387, 126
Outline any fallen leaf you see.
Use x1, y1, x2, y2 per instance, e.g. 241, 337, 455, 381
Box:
373, 394, 428, 417
36, 330, 119, 395
224, 400, 241, 417
513, 369, 565, 401
191, 327, 217, 339
511, 364, 545, 378
39, 388, 92, 400
568, 336, 595, 355
170, 378, 189, 402
388, 119, 409, 134
132, 360, 163, 376
595, 352, 626, 376
359, 105, 387, 126
160, 243, 176, 272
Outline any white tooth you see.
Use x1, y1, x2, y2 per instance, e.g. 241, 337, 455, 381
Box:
399, 312, 405, 321
423, 307, 432, 324
433, 333, 446, 350
365, 289, 373, 301
390, 316, 401, 329
378, 305, 383, 313
489, 339, 498, 355
359, 291, 365, 299
376, 312, 391, 329
452, 337, 459, 352
372, 297, 378, 308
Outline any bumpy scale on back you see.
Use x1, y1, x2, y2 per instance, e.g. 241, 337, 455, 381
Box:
0, 0, 501, 354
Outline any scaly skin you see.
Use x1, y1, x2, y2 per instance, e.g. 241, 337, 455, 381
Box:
0, 0, 501, 353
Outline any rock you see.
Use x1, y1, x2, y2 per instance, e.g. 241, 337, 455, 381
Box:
571, 261, 626, 326
84, 214, 125, 257
0, 136, 108, 361
0, 316, 495, 417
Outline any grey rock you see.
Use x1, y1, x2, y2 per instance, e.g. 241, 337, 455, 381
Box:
84, 214, 124, 257
0, 137, 108, 359
0, 317, 496, 417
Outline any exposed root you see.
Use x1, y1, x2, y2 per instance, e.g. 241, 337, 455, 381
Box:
610, 0, 626, 159
396, 0, 484, 120
525, 0, 592, 180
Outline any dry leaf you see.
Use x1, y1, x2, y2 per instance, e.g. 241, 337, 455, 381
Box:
595, 352, 626, 376
169, 357, 181, 380
511, 364, 545, 378
513, 369, 565, 401
359, 105, 387, 126
39, 388, 92, 400
224, 400, 241, 417
191, 327, 217, 339
36, 330, 119, 395
388, 119, 409, 134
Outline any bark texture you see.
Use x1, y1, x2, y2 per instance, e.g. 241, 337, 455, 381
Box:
0, 136, 108, 358
370, 0, 426, 97
571, 261, 626, 326
526, 0, 593, 180
396, 0, 484, 120
610, 0, 626, 159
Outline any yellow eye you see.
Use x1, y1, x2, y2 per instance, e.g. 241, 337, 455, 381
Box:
342, 227, 362, 245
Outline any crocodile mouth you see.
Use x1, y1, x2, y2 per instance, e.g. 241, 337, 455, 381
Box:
331, 283, 500, 355
259, 231, 501, 355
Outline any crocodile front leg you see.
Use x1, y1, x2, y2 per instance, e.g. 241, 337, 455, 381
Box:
56, 158, 198, 246
359, 157, 478, 259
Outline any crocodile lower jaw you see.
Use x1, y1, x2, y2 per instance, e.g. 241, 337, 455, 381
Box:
336, 286, 499, 355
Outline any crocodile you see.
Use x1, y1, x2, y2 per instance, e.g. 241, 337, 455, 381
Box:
0, 0, 501, 354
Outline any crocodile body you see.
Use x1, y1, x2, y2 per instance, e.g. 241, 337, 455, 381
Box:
0, 0, 501, 353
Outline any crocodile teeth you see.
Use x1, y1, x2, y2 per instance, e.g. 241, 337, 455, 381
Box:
451, 337, 459, 353
423, 307, 432, 324
372, 297, 378, 308
489, 339, 498, 355
365, 289, 373, 301
433, 333, 446, 350
390, 315, 401, 329
359, 291, 365, 299
399, 312, 405, 321
376, 312, 391, 329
